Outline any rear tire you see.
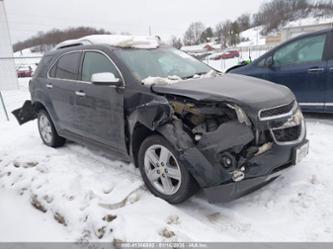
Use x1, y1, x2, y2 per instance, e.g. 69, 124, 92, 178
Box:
37, 110, 65, 148
138, 135, 198, 204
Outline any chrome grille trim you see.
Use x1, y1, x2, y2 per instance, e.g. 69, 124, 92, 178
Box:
258, 101, 295, 121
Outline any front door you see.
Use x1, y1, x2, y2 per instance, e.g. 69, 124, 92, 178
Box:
75, 50, 127, 155
265, 33, 328, 112
326, 58, 333, 112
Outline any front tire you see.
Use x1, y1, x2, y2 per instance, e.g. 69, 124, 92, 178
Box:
138, 135, 198, 204
37, 110, 65, 148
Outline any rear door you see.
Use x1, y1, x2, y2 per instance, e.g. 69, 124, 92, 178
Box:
75, 50, 127, 154
47, 51, 82, 133
265, 33, 328, 112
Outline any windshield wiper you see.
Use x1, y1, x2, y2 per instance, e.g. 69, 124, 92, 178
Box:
182, 72, 209, 80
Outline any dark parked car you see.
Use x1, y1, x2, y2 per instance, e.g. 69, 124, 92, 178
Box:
13, 35, 309, 204
228, 29, 333, 113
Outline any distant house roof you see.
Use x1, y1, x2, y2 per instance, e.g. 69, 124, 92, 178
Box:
181, 42, 221, 53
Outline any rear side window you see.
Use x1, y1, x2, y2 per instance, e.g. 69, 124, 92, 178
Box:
49, 62, 57, 78
81, 52, 119, 82
273, 34, 326, 66
50, 52, 81, 80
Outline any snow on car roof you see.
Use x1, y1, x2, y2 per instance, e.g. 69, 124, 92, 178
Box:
55, 35, 161, 50
142, 70, 219, 85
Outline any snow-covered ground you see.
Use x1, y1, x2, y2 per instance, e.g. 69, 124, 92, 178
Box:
204, 58, 240, 72
1, 78, 333, 242
239, 26, 266, 47
0, 189, 72, 242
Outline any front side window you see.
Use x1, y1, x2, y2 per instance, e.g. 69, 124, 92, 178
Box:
256, 58, 266, 67
81, 52, 119, 82
115, 48, 212, 81
53, 52, 81, 80
273, 34, 326, 66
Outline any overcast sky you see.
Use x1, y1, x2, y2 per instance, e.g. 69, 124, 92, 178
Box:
4, 0, 265, 43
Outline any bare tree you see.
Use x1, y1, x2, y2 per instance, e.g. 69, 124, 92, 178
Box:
237, 14, 251, 32
183, 22, 205, 45
170, 36, 182, 49
200, 27, 214, 43
215, 20, 233, 48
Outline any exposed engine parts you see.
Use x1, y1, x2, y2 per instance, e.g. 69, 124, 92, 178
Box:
232, 170, 245, 182
163, 97, 305, 187
220, 152, 237, 169
169, 100, 236, 133
166, 98, 275, 181
255, 143, 273, 156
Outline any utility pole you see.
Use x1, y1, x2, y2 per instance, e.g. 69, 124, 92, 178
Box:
0, 92, 9, 121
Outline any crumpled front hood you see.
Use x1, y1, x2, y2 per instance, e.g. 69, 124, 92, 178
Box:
152, 74, 295, 114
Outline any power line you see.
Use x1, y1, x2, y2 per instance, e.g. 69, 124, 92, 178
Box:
6, 12, 186, 32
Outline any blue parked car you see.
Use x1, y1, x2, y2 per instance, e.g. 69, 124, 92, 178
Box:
227, 29, 333, 113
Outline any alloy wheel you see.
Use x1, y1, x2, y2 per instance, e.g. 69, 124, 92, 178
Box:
144, 144, 182, 195
39, 114, 53, 144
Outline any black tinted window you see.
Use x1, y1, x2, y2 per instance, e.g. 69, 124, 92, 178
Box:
54, 52, 81, 80
49, 62, 56, 78
81, 52, 119, 82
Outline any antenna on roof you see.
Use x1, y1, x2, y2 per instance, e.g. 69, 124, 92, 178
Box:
149, 25, 152, 36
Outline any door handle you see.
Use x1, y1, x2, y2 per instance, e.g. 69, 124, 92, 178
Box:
46, 83, 53, 89
75, 90, 86, 97
307, 67, 325, 73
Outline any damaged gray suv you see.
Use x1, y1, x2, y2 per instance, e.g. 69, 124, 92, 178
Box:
13, 35, 309, 204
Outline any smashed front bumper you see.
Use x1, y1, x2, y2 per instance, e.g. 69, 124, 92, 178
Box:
204, 139, 309, 203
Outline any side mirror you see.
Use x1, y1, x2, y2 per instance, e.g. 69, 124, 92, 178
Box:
91, 72, 122, 86
265, 56, 274, 68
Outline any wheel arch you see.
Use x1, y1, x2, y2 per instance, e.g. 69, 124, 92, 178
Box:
131, 123, 156, 168
33, 101, 47, 113
32, 100, 60, 132
131, 120, 203, 186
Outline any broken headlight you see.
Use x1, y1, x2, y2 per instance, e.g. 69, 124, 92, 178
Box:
227, 104, 251, 126
270, 105, 305, 145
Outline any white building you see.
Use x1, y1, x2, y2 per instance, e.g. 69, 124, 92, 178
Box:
281, 22, 333, 41
266, 22, 333, 46
0, 0, 18, 91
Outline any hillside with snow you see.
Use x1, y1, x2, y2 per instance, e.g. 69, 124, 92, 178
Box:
285, 15, 333, 28
239, 15, 333, 47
